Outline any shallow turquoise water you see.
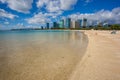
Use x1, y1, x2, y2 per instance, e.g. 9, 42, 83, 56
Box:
0, 30, 88, 80
0, 30, 88, 50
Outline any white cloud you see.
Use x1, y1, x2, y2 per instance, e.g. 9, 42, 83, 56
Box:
4, 22, 9, 24
0, 0, 33, 13
37, 0, 49, 8
36, 0, 78, 12
26, 12, 50, 24
60, 0, 78, 10
69, 7, 120, 25
0, 8, 18, 19
26, 11, 62, 24
46, 0, 60, 12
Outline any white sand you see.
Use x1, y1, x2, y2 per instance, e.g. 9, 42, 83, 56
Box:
1, 30, 120, 80
70, 30, 120, 80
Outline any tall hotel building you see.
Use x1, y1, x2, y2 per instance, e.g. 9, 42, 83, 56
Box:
71, 20, 82, 29
65, 18, 71, 29
77, 19, 82, 28
59, 20, 64, 28
71, 20, 76, 28
75, 20, 80, 28
82, 18, 87, 28
53, 22, 58, 28
46, 23, 49, 29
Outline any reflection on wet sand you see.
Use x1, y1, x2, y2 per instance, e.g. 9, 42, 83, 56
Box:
0, 31, 88, 80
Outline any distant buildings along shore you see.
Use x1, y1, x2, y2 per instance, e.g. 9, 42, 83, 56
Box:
46, 18, 88, 29
44, 17, 114, 29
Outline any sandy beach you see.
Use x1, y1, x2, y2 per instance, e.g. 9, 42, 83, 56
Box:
0, 30, 120, 80
70, 30, 120, 80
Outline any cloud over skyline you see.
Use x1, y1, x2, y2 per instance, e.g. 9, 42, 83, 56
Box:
26, 7, 120, 25
26, 11, 62, 24
0, 0, 120, 29
69, 7, 120, 25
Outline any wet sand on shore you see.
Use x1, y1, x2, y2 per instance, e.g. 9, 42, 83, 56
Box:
70, 30, 120, 80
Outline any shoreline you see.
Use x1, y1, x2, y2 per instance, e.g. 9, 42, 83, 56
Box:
69, 30, 120, 80
0, 30, 120, 80
0, 31, 88, 80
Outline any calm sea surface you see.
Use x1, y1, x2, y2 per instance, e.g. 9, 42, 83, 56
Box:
0, 30, 88, 80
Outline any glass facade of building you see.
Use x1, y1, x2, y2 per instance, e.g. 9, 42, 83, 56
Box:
46, 23, 49, 29
65, 18, 71, 29
83, 18, 87, 28
59, 20, 64, 28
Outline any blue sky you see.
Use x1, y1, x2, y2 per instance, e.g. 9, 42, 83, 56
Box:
0, 0, 120, 29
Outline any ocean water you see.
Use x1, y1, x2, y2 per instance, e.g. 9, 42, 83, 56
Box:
0, 30, 88, 80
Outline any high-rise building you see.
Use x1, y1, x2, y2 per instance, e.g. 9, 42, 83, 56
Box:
71, 20, 80, 29
77, 19, 82, 28
82, 18, 87, 28
75, 21, 80, 28
63, 18, 66, 28
71, 21, 76, 28
59, 20, 64, 28
73, 20, 83, 28
41, 26, 44, 29
65, 18, 71, 29
46, 23, 49, 29
53, 22, 59, 29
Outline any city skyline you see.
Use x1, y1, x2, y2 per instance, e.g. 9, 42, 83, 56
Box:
50, 18, 88, 29
0, 0, 120, 30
